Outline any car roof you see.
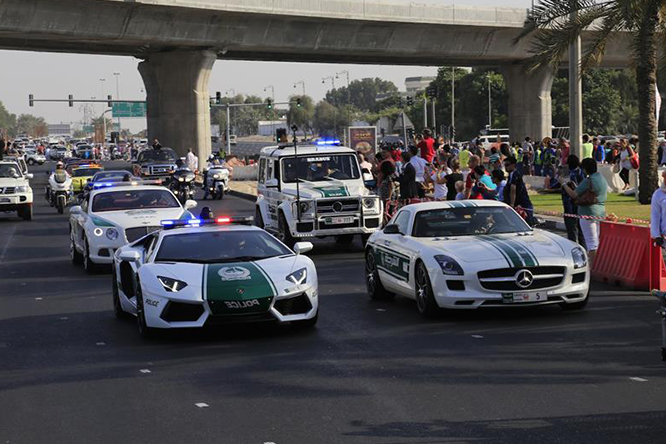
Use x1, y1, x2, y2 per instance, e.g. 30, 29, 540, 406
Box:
160, 224, 264, 237
260, 144, 355, 158
90, 184, 171, 197
400, 200, 512, 212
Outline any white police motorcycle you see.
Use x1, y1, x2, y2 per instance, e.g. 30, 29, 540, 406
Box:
46, 170, 73, 214
202, 162, 229, 200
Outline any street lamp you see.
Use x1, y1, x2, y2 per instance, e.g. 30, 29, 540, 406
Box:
293, 80, 306, 96
263, 85, 275, 140
322, 76, 336, 137
336, 70, 351, 137
113, 72, 121, 137
487, 73, 492, 129
224, 88, 235, 97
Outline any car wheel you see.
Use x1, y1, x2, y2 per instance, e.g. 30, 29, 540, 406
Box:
292, 312, 318, 329
365, 250, 394, 301
561, 290, 589, 311
335, 234, 354, 245
27, 158, 35, 166
83, 238, 98, 274
70, 228, 83, 265
278, 212, 296, 248
415, 262, 440, 317
135, 283, 156, 338
255, 207, 265, 229
112, 272, 129, 319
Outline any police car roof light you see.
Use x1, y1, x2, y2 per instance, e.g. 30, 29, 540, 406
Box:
160, 216, 254, 229
315, 139, 341, 146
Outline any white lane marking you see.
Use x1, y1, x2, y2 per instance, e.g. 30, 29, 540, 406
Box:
195, 403, 209, 408
139, 369, 151, 374
35, 297, 42, 301
264, 442, 277, 444
96, 342, 106, 346
375, 308, 386, 312
471, 335, 484, 339
20, 283, 26, 286
629, 377, 648, 382
60, 317, 68, 320
0, 225, 17, 265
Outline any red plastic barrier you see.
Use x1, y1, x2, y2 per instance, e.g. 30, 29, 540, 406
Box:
592, 221, 666, 291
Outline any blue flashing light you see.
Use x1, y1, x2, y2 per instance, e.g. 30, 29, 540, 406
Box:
160, 216, 255, 229
316, 139, 341, 146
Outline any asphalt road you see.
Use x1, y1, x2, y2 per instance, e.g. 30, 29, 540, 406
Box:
1, 162, 666, 444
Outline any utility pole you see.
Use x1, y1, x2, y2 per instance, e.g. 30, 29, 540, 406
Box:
487, 74, 492, 129
226, 104, 231, 156
322, 76, 336, 137
336, 70, 351, 143
293, 80, 306, 96
263, 85, 275, 140
568, 11, 583, 158
422, 93, 427, 130
113, 72, 121, 137
431, 98, 436, 136
451, 66, 455, 142
402, 112, 408, 148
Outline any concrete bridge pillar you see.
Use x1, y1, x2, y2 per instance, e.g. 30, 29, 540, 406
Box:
501, 64, 554, 145
138, 50, 216, 167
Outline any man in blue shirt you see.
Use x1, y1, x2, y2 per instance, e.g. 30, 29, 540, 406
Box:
561, 155, 586, 249
503, 156, 533, 222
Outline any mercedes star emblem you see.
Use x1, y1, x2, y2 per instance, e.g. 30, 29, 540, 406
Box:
514, 269, 534, 289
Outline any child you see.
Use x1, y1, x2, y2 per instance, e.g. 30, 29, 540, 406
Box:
454, 180, 465, 200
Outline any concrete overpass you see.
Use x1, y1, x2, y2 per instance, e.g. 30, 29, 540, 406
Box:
0, 0, 631, 161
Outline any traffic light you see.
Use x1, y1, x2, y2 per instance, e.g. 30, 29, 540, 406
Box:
407, 128, 414, 139
426, 86, 437, 98
380, 128, 386, 138
107, 95, 113, 107
276, 128, 287, 143
68, 95, 74, 107
266, 99, 273, 110
451, 126, 456, 138
296, 98, 302, 108
406, 96, 414, 106
29, 94, 34, 107
216, 91, 222, 105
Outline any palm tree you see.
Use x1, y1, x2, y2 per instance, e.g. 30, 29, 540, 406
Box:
517, 0, 661, 203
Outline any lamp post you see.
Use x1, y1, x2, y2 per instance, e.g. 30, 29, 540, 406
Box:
487, 74, 492, 129
113, 72, 121, 138
451, 66, 455, 143
336, 70, 351, 143
263, 85, 275, 140
99, 79, 106, 146
322, 76, 336, 137
224, 88, 235, 97
293, 80, 306, 96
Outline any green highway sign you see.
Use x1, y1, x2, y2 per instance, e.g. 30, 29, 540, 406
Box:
82, 125, 93, 133
112, 102, 146, 118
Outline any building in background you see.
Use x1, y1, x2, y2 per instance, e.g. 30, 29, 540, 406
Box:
48, 123, 71, 137
405, 76, 436, 94
257, 120, 288, 137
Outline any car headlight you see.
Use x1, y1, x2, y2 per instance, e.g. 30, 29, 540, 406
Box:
106, 228, 119, 240
157, 276, 188, 292
572, 247, 587, 269
15, 186, 30, 193
292, 200, 313, 215
362, 197, 378, 209
434, 255, 464, 276
286, 268, 307, 285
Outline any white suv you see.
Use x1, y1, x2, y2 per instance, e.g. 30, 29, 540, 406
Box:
0, 161, 34, 220
255, 142, 382, 247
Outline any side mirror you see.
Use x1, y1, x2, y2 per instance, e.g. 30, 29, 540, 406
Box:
26, 173, 34, 179
184, 199, 198, 210
531, 217, 545, 228
118, 249, 141, 262
294, 242, 314, 255
265, 178, 279, 188
384, 224, 402, 235
69, 205, 82, 215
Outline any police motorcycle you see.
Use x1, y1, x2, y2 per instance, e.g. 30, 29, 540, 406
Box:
45, 163, 73, 214
169, 160, 196, 205
201, 155, 229, 200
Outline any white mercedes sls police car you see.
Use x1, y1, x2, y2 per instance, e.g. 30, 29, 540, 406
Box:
69, 184, 197, 272
112, 217, 319, 337
365, 201, 590, 316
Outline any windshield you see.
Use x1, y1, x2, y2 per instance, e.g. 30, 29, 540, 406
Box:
412, 206, 531, 237
0, 164, 22, 178
281, 154, 360, 183
93, 171, 130, 182
73, 168, 101, 177
155, 230, 292, 263
137, 149, 177, 163
92, 189, 180, 212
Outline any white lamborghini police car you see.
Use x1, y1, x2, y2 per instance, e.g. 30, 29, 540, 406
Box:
69, 183, 197, 272
365, 200, 590, 316
112, 216, 319, 337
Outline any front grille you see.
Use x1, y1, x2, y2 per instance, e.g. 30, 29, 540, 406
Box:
274, 294, 312, 316
365, 218, 380, 229
0, 187, 16, 194
160, 301, 205, 322
125, 226, 161, 243
317, 220, 359, 230
149, 165, 173, 175
316, 198, 359, 214
478, 266, 565, 291
296, 222, 314, 233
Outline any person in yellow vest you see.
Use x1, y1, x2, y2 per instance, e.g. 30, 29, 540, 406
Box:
581, 134, 594, 160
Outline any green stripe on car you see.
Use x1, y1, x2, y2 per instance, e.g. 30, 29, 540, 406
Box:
312, 186, 349, 198
204, 262, 276, 315
373, 247, 410, 282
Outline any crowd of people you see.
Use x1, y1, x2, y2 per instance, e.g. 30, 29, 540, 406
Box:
361, 129, 615, 261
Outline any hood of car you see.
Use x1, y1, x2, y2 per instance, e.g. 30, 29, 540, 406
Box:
90, 208, 187, 228
281, 182, 368, 200
0, 177, 29, 187
419, 230, 567, 267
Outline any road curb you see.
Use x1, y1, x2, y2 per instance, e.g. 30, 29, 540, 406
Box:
229, 190, 257, 202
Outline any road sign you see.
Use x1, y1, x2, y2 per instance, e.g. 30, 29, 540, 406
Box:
111, 102, 146, 118
82, 125, 93, 133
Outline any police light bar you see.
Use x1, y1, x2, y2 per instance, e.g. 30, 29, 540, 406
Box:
91, 179, 162, 189
160, 216, 254, 229
315, 139, 341, 146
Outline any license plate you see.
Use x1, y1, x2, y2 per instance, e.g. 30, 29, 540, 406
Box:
502, 292, 547, 303
0, 198, 10, 203
325, 216, 354, 225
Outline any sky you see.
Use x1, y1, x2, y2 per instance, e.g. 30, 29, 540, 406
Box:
0, 0, 532, 133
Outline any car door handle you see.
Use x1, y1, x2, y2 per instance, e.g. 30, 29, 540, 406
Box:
384, 240, 391, 247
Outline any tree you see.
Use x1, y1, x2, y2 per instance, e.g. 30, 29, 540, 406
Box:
15, 114, 48, 137
517, 0, 661, 203
313, 101, 346, 137
325, 78, 399, 113
0, 101, 16, 137
286, 95, 315, 136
